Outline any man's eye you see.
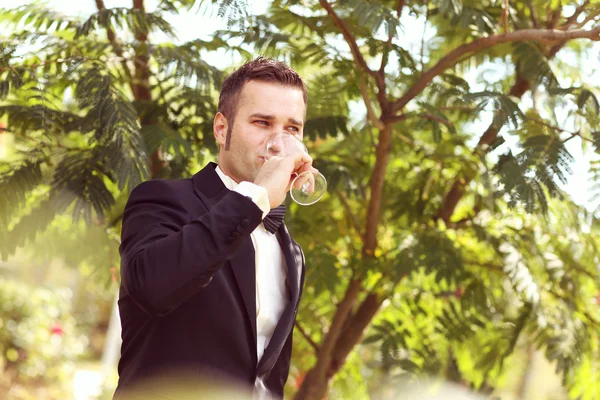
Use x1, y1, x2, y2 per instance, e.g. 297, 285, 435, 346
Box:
287, 126, 299, 132
256, 120, 269, 126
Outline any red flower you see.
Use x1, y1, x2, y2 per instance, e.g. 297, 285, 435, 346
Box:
50, 324, 64, 336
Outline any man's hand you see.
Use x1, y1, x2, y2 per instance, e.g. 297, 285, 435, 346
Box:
254, 151, 314, 208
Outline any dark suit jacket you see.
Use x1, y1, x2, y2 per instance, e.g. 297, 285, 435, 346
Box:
114, 162, 305, 398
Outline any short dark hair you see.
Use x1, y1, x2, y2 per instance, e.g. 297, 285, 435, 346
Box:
217, 57, 308, 149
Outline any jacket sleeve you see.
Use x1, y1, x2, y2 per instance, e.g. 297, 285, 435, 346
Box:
119, 179, 263, 316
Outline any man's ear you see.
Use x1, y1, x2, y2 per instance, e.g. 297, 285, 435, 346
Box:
213, 112, 228, 147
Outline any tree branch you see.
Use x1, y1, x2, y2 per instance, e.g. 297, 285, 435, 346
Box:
527, 1, 539, 28
94, 0, 134, 95
327, 292, 384, 376
294, 279, 363, 399
572, 9, 600, 30
391, 26, 600, 114
357, 71, 385, 130
390, 112, 453, 131
295, 321, 319, 355
420, 0, 430, 74
435, 71, 530, 224
364, 123, 394, 253
130, 0, 167, 178
502, 0, 509, 33
526, 117, 595, 144
319, 0, 388, 110
396, 0, 405, 18
561, 0, 590, 29
318, 0, 375, 79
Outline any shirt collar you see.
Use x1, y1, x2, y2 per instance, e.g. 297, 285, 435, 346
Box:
215, 165, 238, 191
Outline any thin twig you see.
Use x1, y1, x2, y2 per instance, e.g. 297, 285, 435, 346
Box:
95, 0, 135, 94
319, 0, 387, 108
547, 288, 600, 329
572, 9, 600, 30
562, 0, 591, 30
528, 1, 539, 28
420, 0, 430, 73
335, 189, 365, 243
396, 0, 405, 18
357, 71, 384, 130
502, 0, 509, 33
391, 26, 600, 113
318, 0, 376, 80
295, 321, 320, 354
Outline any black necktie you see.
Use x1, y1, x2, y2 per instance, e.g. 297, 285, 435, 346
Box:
262, 205, 286, 234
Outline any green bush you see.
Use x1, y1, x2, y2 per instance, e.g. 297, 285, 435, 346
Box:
0, 278, 87, 387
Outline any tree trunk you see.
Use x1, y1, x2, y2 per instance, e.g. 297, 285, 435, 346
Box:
295, 123, 394, 399
131, 0, 167, 178
293, 279, 362, 400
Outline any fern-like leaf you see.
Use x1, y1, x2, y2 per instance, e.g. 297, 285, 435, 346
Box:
76, 7, 175, 38
464, 91, 524, 129
341, 0, 402, 38
513, 42, 559, 90
0, 160, 44, 229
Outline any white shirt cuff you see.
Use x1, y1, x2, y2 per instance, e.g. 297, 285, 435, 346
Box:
235, 182, 270, 219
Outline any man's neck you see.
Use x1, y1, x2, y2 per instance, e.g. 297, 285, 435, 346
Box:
216, 163, 241, 184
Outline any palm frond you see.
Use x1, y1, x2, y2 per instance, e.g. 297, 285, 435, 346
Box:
304, 116, 349, 141
141, 122, 191, 163
436, 299, 486, 342
341, 0, 402, 38
51, 150, 115, 223
215, 0, 249, 27
464, 91, 524, 129
0, 160, 44, 229
153, 41, 223, 91
501, 243, 540, 305
513, 42, 559, 90
103, 131, 150, 191
0, 197, 56, 260
396, 230, 467, 284
74, 65, 140, 143
75, 7, 175, 39
0, 4, 80, 32
215, 15, 299, 61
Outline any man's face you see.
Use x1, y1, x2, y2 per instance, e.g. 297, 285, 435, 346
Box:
214, 80, 306, 183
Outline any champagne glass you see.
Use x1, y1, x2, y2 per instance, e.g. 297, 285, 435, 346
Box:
264, 131, 327, 205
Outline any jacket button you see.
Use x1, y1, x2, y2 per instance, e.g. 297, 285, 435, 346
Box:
240, 219, 250, 229
231, 232, 240, 239
226, 236, 234, 244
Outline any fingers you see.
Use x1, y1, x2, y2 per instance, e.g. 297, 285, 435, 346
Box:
290, 151, 312, 170
291, 172, 315, 194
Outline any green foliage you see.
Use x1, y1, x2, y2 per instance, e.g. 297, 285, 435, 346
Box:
494, 134, 573, 213
76, 7, 176, 38
342, 0, 402, 38
3, 0, 600, 399
0, 278, 86, 388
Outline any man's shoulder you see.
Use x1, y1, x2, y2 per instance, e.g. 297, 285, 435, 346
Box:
131, 176, 194, 196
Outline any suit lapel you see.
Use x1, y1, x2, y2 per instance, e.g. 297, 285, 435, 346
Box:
256, 222, 302, 376
277, 224, 300, 304
192, 163, 257, 343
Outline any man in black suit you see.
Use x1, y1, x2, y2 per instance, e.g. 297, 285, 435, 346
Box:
114, 57, 315, 399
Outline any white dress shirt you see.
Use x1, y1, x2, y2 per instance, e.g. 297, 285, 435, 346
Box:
215, 166, 289, 399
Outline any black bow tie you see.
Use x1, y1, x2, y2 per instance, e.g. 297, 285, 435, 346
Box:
263, 205, 286, 234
